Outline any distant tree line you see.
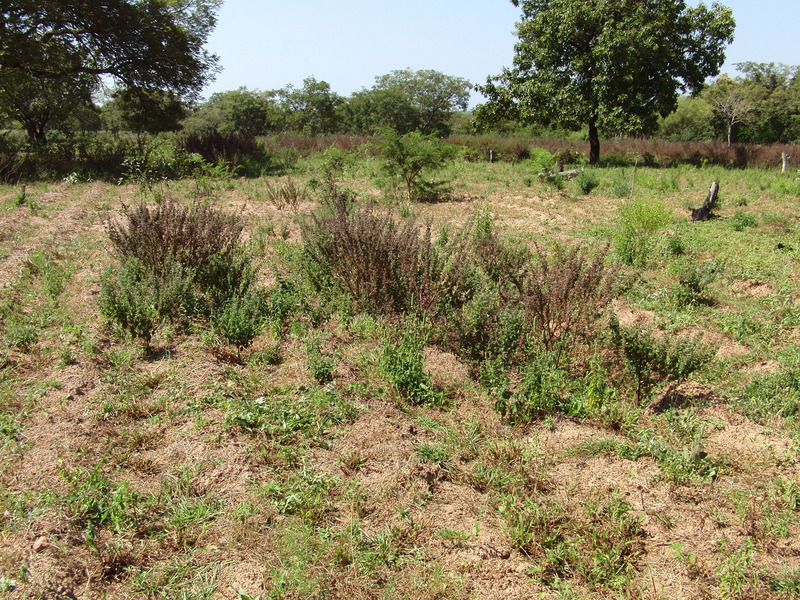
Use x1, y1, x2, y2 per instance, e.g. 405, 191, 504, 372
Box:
661, 63, 800, 146
0, 68, 473, 143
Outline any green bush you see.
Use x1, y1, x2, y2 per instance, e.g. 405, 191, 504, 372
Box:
528, 147, 557, 174
574, 170, 599, 195
99, 258, 195, 347
494, 348, 569, 423
212, 290, 266, 350
610, 315, 714, 403
378, 129, 455, 202
673, 261, 716, 307
613, 197, 671, 266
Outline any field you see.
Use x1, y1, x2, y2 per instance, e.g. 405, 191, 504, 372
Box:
1, 152, 800, 599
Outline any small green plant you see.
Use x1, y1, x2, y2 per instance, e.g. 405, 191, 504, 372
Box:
414, 443, 452, 470
306, 338, 336, 384
731, 211, 758, 231
212, 290, 265, 351
382, 319, 444, 406
610, 314, 715, 403
574, 170, 599, 195
673, 261, 716, 307
769, 568, 800, 597
613, 197, 671, 266
665, 234, 686, 256
13, 185, 27, 207
495, 348, 569, 422
716, 539, 758, 599
734, 356, 800, 422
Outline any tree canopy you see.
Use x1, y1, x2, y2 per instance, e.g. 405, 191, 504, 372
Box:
476, 0, 735, 163
1, 0, 220, 142
374, 69, 471, 135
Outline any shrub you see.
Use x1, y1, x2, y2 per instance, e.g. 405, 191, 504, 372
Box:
523, 243, 616, 363
378, 129, 455, 202
178, 130, 269, 175
212, 290, 266, 350
528, 147, 557, 174
610, 315, 714, 403
673, 261, 716, 307
300, 194, 453, 316
101, 199, 261, 348
613, 197, 671, 266
494, 348, 569, 422
574, 169, 599, 195
106, 199, 244, 289
99, 258, 195, 347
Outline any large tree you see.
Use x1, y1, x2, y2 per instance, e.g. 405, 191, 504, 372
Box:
1, 0, 220, 142
373, 69, 471, 136
182, 87, 281, 136
476, 0, 735, 163
277, 77, 344, 135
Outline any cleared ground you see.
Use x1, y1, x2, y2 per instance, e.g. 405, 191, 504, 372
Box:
1, 159, 799, 599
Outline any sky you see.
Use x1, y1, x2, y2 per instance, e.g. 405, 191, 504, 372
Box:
200, 0, 800, 106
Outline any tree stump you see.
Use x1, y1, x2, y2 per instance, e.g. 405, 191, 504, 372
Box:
691, 182, 719, 222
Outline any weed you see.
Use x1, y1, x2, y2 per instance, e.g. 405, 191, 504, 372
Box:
382, 319, 445, 406
732, 211, 758, 231
673, 261, 716, 307
13, 186, 27, 207
263, 177, 305, 212
734, 358, 800, 422
574, 170, 599, 195
259, 464, 337, 525
769, 568, 800, 597
613, 197, 671, 266
665, 234, 686, 256
301, 193, 453, 317
414, 443, 453, 471
60, 465, 149, 534
523, 242, 616, 361
610, 314, 715, 403
716, 539, 758, 599
305, 337, 336, 384
225, 387, 356, 444
495, 348, 569, 422
212, 290, 265, 350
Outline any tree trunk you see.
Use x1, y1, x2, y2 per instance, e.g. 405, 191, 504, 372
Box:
25, 123, 48, 145
691, 181, 719, 222
727, 122, 733, 147
588, 119, 600, 165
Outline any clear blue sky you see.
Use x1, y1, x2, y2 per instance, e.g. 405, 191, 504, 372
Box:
201, 0, 800, 106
